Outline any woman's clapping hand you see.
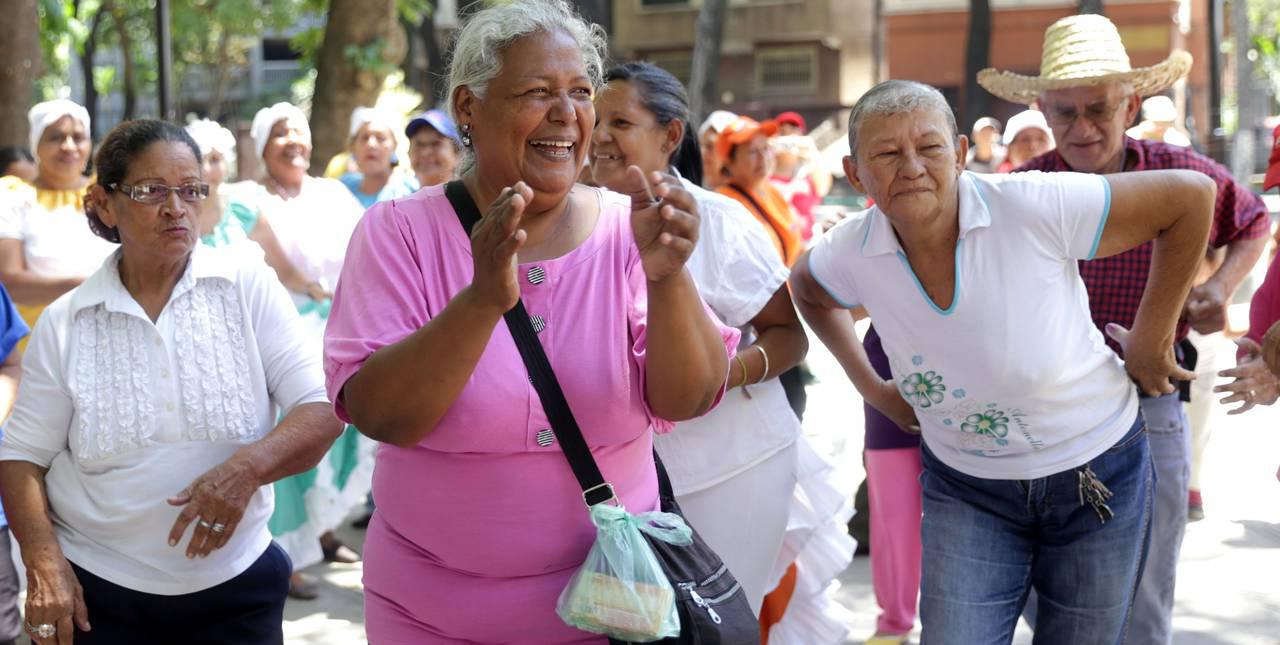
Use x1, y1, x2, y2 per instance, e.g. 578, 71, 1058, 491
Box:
619, 167, 700, 283
467, 182, 532, 313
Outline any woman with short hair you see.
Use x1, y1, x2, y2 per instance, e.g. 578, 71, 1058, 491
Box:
0, 118, 342, 644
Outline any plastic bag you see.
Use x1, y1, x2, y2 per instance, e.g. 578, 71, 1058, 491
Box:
557, 503, 694, 641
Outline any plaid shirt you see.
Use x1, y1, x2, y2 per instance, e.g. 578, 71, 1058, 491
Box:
1017, 137, 1270, 353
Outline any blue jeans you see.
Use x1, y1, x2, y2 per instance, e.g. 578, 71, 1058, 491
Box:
919, 416, 1153, 645
1128, 392, 1189, 645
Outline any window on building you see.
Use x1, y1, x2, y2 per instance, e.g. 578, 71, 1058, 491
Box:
756, 46, 817, 93
262, 38, 301, 62
639, 0, 691, 7
646, 52, 693, 86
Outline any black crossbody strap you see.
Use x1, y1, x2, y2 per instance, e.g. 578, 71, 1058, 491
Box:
443, 181, 616, 507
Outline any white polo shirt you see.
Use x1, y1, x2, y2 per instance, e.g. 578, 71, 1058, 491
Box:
809, 171, 1139, 480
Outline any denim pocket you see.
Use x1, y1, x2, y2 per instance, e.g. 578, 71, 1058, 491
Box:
1138, 393, 1184, 435
1104, 416, 1148, 454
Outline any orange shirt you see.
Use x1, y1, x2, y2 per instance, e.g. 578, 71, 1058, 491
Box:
717, 182, 803, 266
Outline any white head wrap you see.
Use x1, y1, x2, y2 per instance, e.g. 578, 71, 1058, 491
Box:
348, 106, 400, 142
1002, 110, 1055, 147
185, 118, 237, 160
251, 102, 311, 160
28, 99, 91, 160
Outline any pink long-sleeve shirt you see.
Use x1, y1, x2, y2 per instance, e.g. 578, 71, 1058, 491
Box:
323, 185, 737, 643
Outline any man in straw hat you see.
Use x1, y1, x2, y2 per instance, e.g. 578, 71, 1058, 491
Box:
792, 77, 1215, 645
979, 14, 1270, 644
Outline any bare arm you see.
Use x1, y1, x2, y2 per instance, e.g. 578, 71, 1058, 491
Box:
0, 239, 82, 307
644, 270, 730, 420
1095, 169, 1216, 395
248, 218, 330, 301
342, 288, 506, 447
727, 285, 808, 389
1185, 235, 1267, 334
789, 252, 917, 430
166, 401, 343, 557
0, 347, 20, 422
0, 460, 91, 637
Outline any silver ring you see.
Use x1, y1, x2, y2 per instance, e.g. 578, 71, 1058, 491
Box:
210, 522, 227, 534
198, 519, 213, 529
26, 621, 56, 638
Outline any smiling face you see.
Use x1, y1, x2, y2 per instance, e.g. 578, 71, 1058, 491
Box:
261, 118, 311, 186
95, 141, 202, 261
1039, 83, 1140, 174
351, 122, 396, 176
409, 126, 459, 187
36, 115, 91, 189
589, 80, 681, 191
846, 108, 966, 226
455, 29, 594, 211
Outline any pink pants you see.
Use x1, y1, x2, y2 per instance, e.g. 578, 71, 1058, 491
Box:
866, 447, 923, 635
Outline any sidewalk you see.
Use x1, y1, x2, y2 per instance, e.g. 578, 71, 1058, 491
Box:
285, 333, 1280, 644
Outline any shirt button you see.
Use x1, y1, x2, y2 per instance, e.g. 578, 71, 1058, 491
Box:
166, 402, 175, 413
535, 429, 555, 447
160, 368, 170, 378
153, 338, 162, 348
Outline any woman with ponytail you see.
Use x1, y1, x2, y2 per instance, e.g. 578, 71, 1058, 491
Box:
590, 62, 855, 643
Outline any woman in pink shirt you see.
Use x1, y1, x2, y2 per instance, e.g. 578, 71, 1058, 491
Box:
322, 2, 736, 643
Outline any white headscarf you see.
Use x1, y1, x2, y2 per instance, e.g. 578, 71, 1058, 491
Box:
698, 110, 738, 138
251, 102, 311, 160
28, 99, 91, 160
348, 106, 400, 142
185, 118, 237, 163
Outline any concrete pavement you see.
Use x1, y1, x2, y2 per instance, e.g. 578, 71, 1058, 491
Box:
285, 332, 1280, 644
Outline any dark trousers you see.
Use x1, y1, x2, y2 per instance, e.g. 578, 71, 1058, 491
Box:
71, 542, 290, 645
0, 528, 19, 642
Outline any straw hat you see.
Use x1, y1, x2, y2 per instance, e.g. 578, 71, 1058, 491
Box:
977, 14, 1192, 105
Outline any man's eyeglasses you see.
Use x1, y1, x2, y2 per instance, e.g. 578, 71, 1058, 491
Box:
1043, 100, 1125, 129
108, 182, 210, 204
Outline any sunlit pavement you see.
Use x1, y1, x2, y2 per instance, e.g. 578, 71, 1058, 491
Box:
285, 332, 1280, 644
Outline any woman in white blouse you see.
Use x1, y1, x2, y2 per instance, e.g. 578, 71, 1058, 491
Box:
590, 63, 855, 643
0, 120, 342, 644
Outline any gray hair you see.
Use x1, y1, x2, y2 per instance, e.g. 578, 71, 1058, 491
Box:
847, 80, 958, 157
446, 0, 606, 124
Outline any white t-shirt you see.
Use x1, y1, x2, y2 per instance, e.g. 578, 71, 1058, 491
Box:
655, 178, 799, 495
0, 181, 117, 279
0, 244, 328, 594
249, 177, 365, 294
808, 171, 1139, 480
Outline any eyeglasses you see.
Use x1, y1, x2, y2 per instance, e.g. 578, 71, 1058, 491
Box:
108, 182, 209, 204
1043, 100, 1125, 129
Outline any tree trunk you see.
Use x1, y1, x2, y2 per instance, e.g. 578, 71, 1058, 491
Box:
210, 30, 232, 120
1078, 0, 1104, 14
80, 6, 107, 138
0, 0, 41, 148
872, 0, 885, 83
961, 0, 992, 133
419, 8, 448, 106
110, 4, 138, 120
309, 0, 405, 175
688, 0, 728, 126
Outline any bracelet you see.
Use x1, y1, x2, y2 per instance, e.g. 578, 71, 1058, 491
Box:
754, 345, 770, 385
734, 354, 750, 389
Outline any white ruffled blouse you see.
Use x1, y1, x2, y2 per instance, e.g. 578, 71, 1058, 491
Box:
0, 244, 328, 595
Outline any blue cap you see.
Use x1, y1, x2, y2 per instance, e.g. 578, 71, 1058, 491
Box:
405, 109, 460, 144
